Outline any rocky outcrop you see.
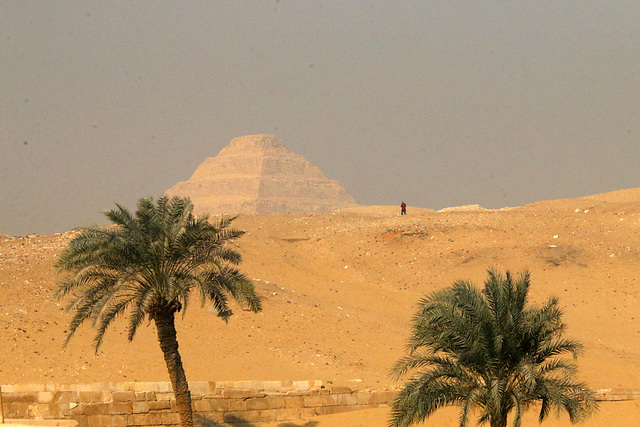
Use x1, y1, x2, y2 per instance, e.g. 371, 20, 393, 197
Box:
165, 135, 357, 215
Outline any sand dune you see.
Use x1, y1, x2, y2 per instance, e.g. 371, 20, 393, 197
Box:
1, 189, 639, 424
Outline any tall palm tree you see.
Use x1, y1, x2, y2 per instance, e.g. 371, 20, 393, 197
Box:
55, 196, 262, 427
390, 269, 597, 427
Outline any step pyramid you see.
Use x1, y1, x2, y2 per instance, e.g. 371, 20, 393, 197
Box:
165, 134, 357, 215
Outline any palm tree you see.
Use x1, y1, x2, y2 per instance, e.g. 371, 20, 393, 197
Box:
55, 196, 262, 427
390, 269, 597, 427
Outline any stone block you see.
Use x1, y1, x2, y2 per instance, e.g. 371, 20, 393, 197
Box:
55, 391, 79, 403
285, 390, 312, 396
187, 381, 215, 395
220, 389, 244, 399
284, 395, 304, 408
69, 402, 85, 415
128, 413, 150, 426
37, 391, 55, 403
109, 401, 133, 414
7, 402, 30, 418
157, 383, 173, 393
33, 402, 54, 418
276, 407, 301, 421
191, 412, 220, 424
210, 388, 224, 397
55, 384, 77, 391
132, 401, 150, 413
246, 397, 269, 411
331, 393, 359, 406
222, 411, 246, 424
11, 383, 44, 392
368, 390, 398, 405
300, 406, 324, 418
87, 382, 111, 391
224, 380, 260, 390
207, 398, 227, 412
27, 403, 37, 417
148, 400, 172, 411
129, 412, 164, 426
107, 382, 129, 391
161, 412, 181, 424
3, 392, 37, 404
110, 414, 129, 426
304, 394, 335, 407
131, 382, 169, 393
135, 392, 147, 401
220, 389, 266, 399
329, 386, 352, 394
262, 381, 285, 391
244, 391, 267, 398
149, 412, 167, 424
57, 384, 77, 392
596, 389, 640, 401
87, 414, 113, 427
78, 391, 107, 403
192, 399, 211, 412
49, 402, 62, 417
70, 414, 89, 427
59, 402, 71, 414
265, 396, 285, 409
227, 399, 247, 411
131, 383, 155, 392
155, 392, 175, 401
112, 391, 136, 402
84, 403, 109, 416
356, 392, 372, 405
291, 381, 312, 391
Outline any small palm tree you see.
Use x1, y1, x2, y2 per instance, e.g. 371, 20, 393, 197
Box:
390, 269, 597, 427
55, 196, 262, 427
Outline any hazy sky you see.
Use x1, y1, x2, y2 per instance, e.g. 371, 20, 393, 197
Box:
2, 1, 639, 235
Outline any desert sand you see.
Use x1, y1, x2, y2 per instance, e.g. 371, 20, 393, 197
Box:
1, 188, 639, 425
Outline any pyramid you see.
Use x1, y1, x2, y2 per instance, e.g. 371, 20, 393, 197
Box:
165, 134, 357, 215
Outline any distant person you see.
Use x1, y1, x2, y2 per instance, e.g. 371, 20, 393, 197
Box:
401, 201, 407, 215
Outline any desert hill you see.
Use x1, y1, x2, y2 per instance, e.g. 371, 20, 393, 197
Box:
525, 186, 640, 212
165, 134, 357, 215
1, 189, 639, 422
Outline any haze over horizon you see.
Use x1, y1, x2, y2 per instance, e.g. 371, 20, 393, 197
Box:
2, 2, 639, 235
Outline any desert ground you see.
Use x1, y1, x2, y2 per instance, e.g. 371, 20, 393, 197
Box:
1, 188, 639, 425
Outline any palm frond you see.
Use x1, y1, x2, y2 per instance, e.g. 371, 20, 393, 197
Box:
56, 195, 261, 352
390, 269, 597, 427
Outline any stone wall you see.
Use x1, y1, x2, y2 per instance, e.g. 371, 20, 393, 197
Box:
2, 381, 638, 426
0, 381, 397, 426
595, 388, 640, 401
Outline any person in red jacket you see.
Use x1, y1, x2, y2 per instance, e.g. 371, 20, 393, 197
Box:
401, 201, 407, 215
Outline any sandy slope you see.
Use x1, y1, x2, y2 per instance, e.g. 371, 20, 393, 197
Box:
1, 189, 639, 424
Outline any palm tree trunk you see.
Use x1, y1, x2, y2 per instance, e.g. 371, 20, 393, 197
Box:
154, 312, 193, 427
